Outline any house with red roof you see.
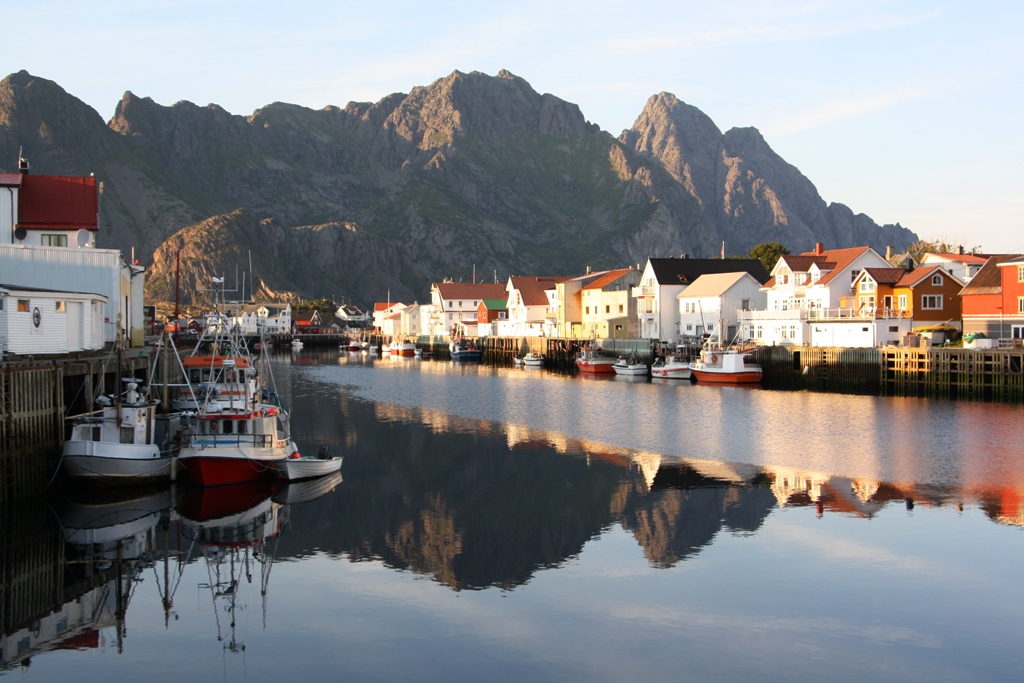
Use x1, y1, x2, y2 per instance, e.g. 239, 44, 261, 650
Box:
372, 302, 407, 333
0, 162, 145, 347
429, 282, 507, 336
739, 243, 890, 346
503, 276, 573, 336
960, 255, 1024, 342
578, 268, 642, 338
920, 251, 989, 284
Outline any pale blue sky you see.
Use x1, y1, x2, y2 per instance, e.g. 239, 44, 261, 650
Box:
4, 1, 1022, 251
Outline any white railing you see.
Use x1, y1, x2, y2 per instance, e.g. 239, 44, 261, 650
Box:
739, 308, 910, 322
632, 286, 657, 297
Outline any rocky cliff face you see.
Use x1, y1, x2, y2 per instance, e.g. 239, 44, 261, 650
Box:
0, 69, 916, 304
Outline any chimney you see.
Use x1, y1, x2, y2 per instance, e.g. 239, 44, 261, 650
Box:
958, 245, 964, 255
18, 156, 29, 174
586, 265, 591, 274
682, 252, 689, 259
886, 246, 893, 260
815, 242, 823, 255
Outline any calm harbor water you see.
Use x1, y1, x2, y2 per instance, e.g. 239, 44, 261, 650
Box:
5, 350, 1024, 682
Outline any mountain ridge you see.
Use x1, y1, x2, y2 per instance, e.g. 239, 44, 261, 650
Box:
0, 69, 916, 304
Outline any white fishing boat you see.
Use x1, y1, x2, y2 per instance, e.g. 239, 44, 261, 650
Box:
688, 318, 762, 385
291, 338, 304, 349
389, 340, 417, 357
651, 353, 692, 380
63, 337, 181, 484
612, 352, 648, 376
276, 445, 343, 480
515, 351, 543, 367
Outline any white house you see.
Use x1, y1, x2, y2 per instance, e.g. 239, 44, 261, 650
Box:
233, 303, 291, 334
0, 285, 106, 356
335, 304, 370, 326
500, 276, 570, 337
429, 282, 508, 336
398, 303, 422, 337
373, 302, 407, 332
676, 272, 766, 343
739, 244, 892, 346
0, 167, 144, 346
633, 258, 770, 342
920, 251, 988, 284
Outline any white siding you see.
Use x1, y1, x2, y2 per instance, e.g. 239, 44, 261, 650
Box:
0, 244, 127, 342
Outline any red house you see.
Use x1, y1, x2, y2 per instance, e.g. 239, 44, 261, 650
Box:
960, 255, 1024, 341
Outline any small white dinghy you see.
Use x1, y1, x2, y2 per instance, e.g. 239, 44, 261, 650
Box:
276, 445, 343, 481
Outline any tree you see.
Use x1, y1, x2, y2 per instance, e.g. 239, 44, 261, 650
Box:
905, 238, 982, 266
748, 242, 790, 273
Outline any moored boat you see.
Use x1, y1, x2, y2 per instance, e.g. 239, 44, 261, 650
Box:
390, 339, 417, 357
175, 295, 298, 486
276, 445, 343, 481
650, 353, 692, 380
450, 337, 482, 362
612, 352, 648, 376
575, 341, 617, 374
688, 319, 762, 385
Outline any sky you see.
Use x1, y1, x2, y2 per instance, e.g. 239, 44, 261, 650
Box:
4, 0, 1022, 251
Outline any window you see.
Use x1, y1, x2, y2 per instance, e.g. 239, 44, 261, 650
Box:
889, 325, 899, 333
898, 295, 908, 310
605, 305, 610, 314
851, 271, 858, 283
1019, 297, 1024, 314
618, 304, 624, 314
859, 280, 875, 293
458, 301, 462, 307
686, 324, 693, 331
41, 234, 67, 247
795, 273, 806, 285
473, 301, 477, 306
756, 325, 763, 339
223, 420, 234, 435
239, 420, 247, 434
448, 301, 452, 307
585, 306, 590, 314
921, 295, 943, 310
56, 301, 65, 312
778, 274, 789, 285
17, 300, 29, 312
1019, 266, 1024, 282
498, 311, 507, 319
741, 299, 750, 311
448, 313, 453, 321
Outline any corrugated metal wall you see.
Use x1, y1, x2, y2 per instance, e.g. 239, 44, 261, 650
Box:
0, 245, 123, 342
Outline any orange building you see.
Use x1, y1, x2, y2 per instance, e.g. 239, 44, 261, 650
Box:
892, 266, 965, 329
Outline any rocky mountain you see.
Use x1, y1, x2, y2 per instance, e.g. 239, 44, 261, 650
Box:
0, 69, 916, 304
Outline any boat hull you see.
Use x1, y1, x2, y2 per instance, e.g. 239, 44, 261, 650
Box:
276, 456, 343, 481
178, 448, 287, 486
651, 367, 692, 379
613, 365, 648, 376
690, 369, 762, 385
576, 360, 616, 374
62, 441, 171, 483
451, 350, 481, 362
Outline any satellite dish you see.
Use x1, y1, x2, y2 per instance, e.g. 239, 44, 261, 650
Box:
76, 229, 92, 247
13, 227, 26, 242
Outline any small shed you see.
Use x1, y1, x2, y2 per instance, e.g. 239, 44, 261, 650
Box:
0, 284, 106, 355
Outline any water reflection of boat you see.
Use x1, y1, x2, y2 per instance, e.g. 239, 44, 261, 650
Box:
59, 486, 173, 554
178, 482, 284, 655
273, 471, 343, 505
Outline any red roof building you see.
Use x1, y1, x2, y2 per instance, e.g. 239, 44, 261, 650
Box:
960, 255, 1024, 340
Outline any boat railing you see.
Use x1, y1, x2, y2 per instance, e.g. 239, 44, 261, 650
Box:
189, 433, 280, 448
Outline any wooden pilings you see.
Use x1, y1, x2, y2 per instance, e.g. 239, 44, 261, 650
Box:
882, 347, 1024, 402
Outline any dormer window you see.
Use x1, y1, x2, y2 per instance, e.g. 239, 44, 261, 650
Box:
795, 273, 806, 285
931, 274, 943, 286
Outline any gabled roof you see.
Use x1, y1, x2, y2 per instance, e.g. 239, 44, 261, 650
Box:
675, 272, 755, 298
293, 310, 322, 323
777, 255, 832, 273
17, 174, 99, 231
509, 276, 571, 306
433, 282, 508, 301
648, 258, 770, 285
895, 265, 962, 288
479, 298, 507, 310
859, 267, 907, 286
800, 247, 874, 285
959, 255, 1022, 296
925, 252, 989, 265
581, 268, 635, 290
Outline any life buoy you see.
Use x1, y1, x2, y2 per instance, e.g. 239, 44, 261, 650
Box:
711, 353, 719, 363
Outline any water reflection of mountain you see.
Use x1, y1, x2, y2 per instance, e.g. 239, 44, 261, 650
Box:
275, 386, 783, 586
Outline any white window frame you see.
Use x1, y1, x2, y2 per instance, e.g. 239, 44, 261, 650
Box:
921, 295, 943, 310
931, 274, 943, 286
898, 294, 908, 310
